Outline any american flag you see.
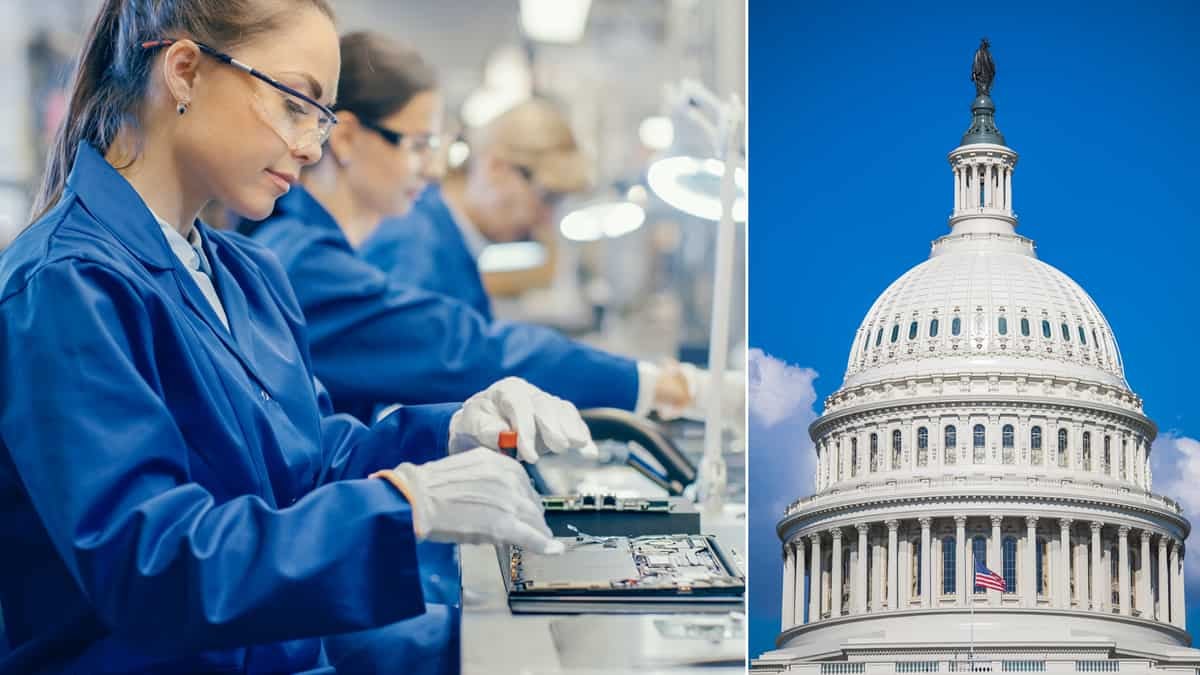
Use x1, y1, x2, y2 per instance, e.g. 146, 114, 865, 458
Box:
973, 558, 1007, 592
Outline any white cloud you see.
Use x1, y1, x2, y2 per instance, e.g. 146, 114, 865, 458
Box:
748, 348, 821, 518
1151, 432, 1200, 584
749, 348, 820, 428
748, 349, 822, 653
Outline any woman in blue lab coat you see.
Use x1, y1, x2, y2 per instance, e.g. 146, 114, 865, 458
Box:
0, 2, 587, 673
241, 32, 733, 428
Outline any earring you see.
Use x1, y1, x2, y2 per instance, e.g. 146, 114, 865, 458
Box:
177, 101, 189, 115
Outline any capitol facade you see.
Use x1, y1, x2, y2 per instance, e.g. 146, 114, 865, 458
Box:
752, 44, 1199, 673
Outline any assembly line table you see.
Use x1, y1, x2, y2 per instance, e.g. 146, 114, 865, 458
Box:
460, 508, 746, 675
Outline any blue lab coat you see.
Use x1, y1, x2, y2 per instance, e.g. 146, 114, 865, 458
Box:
244, 185, 639, 424
359, 185, 492, 319
0, 142, 459, 674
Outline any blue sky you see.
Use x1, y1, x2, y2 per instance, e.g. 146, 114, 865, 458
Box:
748, 0, 1200, 660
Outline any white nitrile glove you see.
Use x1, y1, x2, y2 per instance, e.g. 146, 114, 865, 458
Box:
448, 377, 593, 463
656, 363, 746, 435
386, 448, 565, 555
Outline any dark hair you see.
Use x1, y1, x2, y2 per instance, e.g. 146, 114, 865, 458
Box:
333, 31, 437, 125
30, 0, 335, 221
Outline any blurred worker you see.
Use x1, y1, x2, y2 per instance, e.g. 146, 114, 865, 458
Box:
360, 99, 578, 319
241, 32, 741, 429
0, 3, 585, 673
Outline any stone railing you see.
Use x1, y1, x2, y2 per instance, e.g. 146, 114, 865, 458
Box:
754, 660, 1156, 675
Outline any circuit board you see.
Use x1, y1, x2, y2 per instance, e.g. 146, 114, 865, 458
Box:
540, 495, 700, 536
500, 534, 744, 614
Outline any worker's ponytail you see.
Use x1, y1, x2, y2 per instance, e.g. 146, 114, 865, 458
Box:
31, 0, 130, 221
29, 0, 335, 223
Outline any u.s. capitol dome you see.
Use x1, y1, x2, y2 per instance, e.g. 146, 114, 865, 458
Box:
753, 41, 1198, 672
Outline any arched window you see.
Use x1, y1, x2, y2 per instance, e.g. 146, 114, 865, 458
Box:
1092, 328, 1100, 348
851, 438, 859, 477
930, 319, 939, 337
911, 540, 922, 597
1058, 429, 1069, 468
1103, 435, 1111, 473
917, 427, 929, 466
1042, 320, 1052, 339
973, 424, 986, 463
1020, 317, 1031, 336
942, 536, 956, 594
972, 536, 988, 593
891, 325, 900, 343
1003, 536, 1018, 593
1002, 424, 1015, 464
1031, 426, 1043, 465
876, 328, 884, 347
1082, 432, 1092, 471
908, 321, 918, 340
1061, 323, 1071, 341
1079, 326, 1087, 345
1037, 538, 1049, 596
998, 316, 1008, 335
891, 430, 902, 469
835, 441, 842, 481
870, 433, 879, 471
952, 317, 962, 336
1120, 439, 1128, 479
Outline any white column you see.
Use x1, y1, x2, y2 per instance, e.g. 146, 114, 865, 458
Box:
1158, 535, 1170, 623
831, 528, 844, 618
920, 517, 932, 608
1005, 165, 1013, 211
817, 442, 826, 491
782, 543, 795, 628
1118, 526, 1131, 616
809, 533, 822, 621
1179, 546, 1187, 628
956, 516, 968, 607
990, 515, 1003, 606
1060, 519, 1073, 609
989, 163, 997, 207
871, 535, 883, 612
856, 523, 869, 613
887, 520, 899, 610
1171, 540, 1183, 627
1139, 530, 1152, 617
1091, 522, 1103, 611
964, 162, 974, 206
1102, 538, 1113, 611
1080, 533, 1089, 607
1024, 516, 1038, 608
794, 540, 806, 624
1134, 439, 1144, 486
954, 166, 960, 211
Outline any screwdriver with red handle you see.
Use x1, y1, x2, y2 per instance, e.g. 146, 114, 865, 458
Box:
498, 430, 550, 494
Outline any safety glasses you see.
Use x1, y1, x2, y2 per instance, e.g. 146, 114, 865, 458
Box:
358, 119, 443, 155
512, 163, 566, 208
141, 39, 338, 149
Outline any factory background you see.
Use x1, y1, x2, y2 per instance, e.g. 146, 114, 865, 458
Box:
0, 0, 747, 370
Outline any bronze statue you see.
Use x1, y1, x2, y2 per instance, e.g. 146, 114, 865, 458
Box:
971, 38, 995, 96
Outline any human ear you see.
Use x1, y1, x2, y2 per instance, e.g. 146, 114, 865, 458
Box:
160, 40, 204, 110
327, 111, 362, 168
